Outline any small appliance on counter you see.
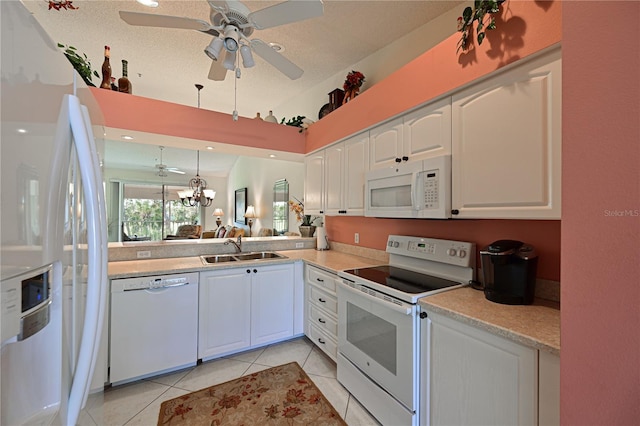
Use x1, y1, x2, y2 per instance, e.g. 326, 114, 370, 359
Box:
480, 240, 538, 305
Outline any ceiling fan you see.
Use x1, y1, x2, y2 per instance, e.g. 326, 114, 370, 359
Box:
119, 0, 324, 81
155, 146, 185, 177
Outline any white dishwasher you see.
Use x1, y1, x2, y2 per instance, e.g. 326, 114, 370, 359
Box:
110, 272, 199, 385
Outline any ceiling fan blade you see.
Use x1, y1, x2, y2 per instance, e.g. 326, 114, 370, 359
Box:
207, 0, 231, 13
119, 11, 214, 33
248, 0, 324, 30
167, 168, 186, 175
208, 57, 228, 81
250, 39, 303, 80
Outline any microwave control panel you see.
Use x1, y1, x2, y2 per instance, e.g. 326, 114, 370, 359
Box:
422, 169, 440, 210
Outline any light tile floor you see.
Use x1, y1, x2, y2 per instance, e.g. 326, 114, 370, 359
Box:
80, 337, 380, 425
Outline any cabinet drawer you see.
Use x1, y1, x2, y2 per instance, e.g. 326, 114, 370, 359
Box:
308, 285, 337, 315
307, 267, 337, 293
308, 323, 337, 361
309, 305, 337, 337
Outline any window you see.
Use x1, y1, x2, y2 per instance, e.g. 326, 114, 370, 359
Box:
120, 183, 200, 241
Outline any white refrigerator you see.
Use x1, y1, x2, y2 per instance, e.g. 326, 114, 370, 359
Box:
1, 1, 108, 425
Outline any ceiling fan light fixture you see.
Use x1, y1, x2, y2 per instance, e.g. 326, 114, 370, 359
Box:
223, 26, 239, 52
223, 50, 236, 71
239, 45, 254, 68
204, 37, 224, 61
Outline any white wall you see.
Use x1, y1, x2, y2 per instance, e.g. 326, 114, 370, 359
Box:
227, 156, 304, 236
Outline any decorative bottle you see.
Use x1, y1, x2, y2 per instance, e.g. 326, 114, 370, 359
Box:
118, 60, 132, 94
264, 110, 278, 123
99, 45, 111, 90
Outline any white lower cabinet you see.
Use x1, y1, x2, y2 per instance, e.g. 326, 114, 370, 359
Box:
199, 263, 295, 360
538, 351, 560, 426
304, 265, 339, 361
420, 310, 538, 426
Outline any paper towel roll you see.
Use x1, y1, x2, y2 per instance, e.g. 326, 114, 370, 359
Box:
316, 227, 329, 250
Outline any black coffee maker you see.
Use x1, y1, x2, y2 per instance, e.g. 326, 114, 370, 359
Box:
480, 240, 538, 305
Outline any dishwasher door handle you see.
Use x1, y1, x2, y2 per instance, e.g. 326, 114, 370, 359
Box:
123, 281, 191, 292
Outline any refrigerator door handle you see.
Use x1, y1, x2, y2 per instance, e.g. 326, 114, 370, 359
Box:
66, 94, 107, 426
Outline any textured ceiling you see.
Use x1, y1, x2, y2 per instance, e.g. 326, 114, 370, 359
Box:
25, 0, 464, 175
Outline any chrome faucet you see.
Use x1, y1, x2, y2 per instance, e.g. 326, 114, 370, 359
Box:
225, 235, 242, 253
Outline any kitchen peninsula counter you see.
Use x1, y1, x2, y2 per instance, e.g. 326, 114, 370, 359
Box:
419, 287, 560, 355
107, 248, 385, 279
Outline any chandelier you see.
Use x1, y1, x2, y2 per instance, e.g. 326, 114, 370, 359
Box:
178, 151, 216, 207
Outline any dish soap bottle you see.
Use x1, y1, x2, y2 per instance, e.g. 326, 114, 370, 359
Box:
118, 59, 132, 94
99, 45, 111, 90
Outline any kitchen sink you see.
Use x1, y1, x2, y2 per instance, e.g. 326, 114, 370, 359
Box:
200, 252, 286, 265
201, 254, 238, 264
234, 252, 285, 261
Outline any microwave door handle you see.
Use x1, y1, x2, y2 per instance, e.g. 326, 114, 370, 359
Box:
412, 172, 421, 211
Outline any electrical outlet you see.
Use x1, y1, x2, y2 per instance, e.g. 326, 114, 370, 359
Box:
354, 233, 360, 244
295, 242, 304, 248
136, 250, 151, 259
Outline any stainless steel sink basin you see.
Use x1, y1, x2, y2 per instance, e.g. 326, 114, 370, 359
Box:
201, 252, 286, 265
234, 252, 285, 261
201, 254, 238, 264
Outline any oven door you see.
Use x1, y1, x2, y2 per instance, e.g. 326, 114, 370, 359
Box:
337, 279, 418, 410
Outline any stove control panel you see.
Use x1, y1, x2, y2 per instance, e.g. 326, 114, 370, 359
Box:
387, 235, 475, 268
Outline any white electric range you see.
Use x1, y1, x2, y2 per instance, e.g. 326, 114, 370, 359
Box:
337, 235, 475, 426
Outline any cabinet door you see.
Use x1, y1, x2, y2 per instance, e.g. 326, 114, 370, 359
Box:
539, 351, 560, 426
323, 143, 344, 215
198, 269, 251, 359
369, 118, 403, 170
343, 132, 369, 215
451, 49, 561, 219
402, 97, 451, 160
251, 264, 295, 346
421, 311, 537, 426
304, 152, 324, 215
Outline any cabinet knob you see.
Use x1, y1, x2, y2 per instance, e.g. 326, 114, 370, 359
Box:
395, 157, 402, 163
451, 209, 460, 215
253, 269, 257, 273
246, 269, 251, 274
419, 311, 428, 319
402, 156, 409, 161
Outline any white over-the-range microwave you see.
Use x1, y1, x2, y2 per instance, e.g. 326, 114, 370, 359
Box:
365, 154, 451, 219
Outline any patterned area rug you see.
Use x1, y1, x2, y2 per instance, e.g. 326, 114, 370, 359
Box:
157, 362, 347, 425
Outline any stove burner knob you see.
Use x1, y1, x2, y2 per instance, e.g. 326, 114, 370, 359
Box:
458, 249, 467, 258
448, 248, 457, 256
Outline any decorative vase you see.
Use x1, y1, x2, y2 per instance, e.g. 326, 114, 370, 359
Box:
99, 45, 111, 90
299, 225, 316, 238
264, 110, 278, 123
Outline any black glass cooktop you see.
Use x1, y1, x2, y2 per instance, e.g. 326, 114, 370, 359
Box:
342, 265, 460, 294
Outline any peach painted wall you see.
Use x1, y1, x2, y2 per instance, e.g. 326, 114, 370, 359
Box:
305, 1, 562, 152
561, 2, 640, 424
90, 88, 305, 153
315, 1, 563, 282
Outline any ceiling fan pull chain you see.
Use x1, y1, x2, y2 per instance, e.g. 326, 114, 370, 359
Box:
233, 55, 239, 121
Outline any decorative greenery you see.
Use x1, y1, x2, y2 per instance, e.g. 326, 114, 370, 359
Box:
57, 43, 99, 86
280, 115, 308, 133
457, 0, 506, 53
288, 198, 319, 226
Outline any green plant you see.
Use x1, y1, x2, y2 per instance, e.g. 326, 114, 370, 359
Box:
57, 43, 99, 86
457, 0, 506, 53
280, 115, 308, 133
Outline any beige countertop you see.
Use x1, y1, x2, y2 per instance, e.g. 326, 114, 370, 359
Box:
107, 248, 383, 279
419, 287, 560, 355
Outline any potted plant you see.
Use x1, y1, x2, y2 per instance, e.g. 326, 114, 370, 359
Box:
456, 0, 507, 52
57, 43, 99, 86
288, 198, 319, 237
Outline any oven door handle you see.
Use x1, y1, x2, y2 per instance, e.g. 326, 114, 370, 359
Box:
339, 281, 412, 316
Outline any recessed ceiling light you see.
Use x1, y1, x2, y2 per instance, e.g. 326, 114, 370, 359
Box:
206, 146, 214, 150
269, 154, 277, 158
268, 42, 285, 53
136, 0, 159, 7
16, 128, 27, 134
121, 135, 134, 140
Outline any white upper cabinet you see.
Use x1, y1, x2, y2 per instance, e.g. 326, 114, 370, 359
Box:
402, 97, 452, 160
451, 48, 562, 219
369, 117, 404, 170
304, 151, 325, 215
369, 98, 452, 170
324, 132, 369, 216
